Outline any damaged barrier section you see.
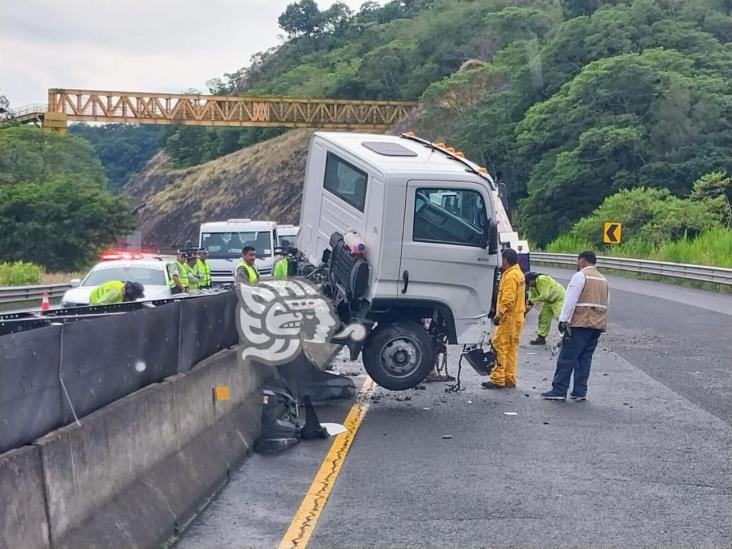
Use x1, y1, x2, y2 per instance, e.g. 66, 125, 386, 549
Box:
0, 292, 238, 453
0, 289, 357, 549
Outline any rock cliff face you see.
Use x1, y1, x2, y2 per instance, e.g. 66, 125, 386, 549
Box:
124, 122, 414, 249
125, 129, 314, 249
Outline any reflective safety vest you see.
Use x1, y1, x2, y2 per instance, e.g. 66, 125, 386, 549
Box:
237, 261, 259, 284
273, 257, 288, 278
172, 260, 189, 289
196, 258, 211, 287
185, 263, 200, 292
166, 262, 179, 289
570, 266, 609, 331
89, 280, 125, 305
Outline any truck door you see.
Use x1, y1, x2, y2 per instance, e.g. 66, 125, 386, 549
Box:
399, 182, 497, 344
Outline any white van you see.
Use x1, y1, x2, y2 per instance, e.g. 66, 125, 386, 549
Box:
199, 219, 278, 283
298, 132, 502, 390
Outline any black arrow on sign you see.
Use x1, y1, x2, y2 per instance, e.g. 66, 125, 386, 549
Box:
605, 223, 619, 243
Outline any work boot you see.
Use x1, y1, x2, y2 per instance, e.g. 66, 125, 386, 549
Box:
504, 382, 516, 388
541, 390, 566, 400
481, 381, 504, 389
530, 335, 546, 345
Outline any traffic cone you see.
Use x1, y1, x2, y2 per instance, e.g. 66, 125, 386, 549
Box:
40, 291, 50, 312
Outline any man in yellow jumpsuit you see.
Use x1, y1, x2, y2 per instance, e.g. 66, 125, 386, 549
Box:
525, 272, 565, 345
482, 248, 525, 389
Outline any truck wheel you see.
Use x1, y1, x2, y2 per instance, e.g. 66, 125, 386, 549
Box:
362, 321, 435, 391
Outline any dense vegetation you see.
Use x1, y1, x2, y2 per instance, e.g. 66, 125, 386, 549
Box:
170, 0, 732, 249
417, 0, 732, 245
68, 124, 163, 191
547, 172, 732, 265
0, 261, 43, 285
30, 0, 731, 265
0, 127, 135, 271
159, 125, 286, 168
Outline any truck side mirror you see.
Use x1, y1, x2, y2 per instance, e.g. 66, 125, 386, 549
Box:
487, 219, 498, 255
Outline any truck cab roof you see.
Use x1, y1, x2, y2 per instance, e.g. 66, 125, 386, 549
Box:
200, 220, 277, 232
314, 132, 496, 185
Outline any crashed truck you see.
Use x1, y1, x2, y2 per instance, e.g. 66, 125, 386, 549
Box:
297, 131, 529, 391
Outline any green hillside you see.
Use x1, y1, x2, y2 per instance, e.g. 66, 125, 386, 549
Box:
0, 127, 134, 271
177, 0, 732, 245
15, 0, 729, 264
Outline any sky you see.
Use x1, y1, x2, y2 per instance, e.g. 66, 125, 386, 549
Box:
0, 0, 375, 108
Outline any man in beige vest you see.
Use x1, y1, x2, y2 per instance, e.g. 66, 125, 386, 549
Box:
542, 251, 608, 401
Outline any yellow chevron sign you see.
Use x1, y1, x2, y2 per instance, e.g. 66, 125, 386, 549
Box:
603, 222, 621, 244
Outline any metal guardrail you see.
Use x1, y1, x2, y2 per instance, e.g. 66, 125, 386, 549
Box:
0, 283, 71, 305
532, 252, 732, 286
1, 253, 730, 306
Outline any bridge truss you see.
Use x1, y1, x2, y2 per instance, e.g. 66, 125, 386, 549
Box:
34, 88, 417, 131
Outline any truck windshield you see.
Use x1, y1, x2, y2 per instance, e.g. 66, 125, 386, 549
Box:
201, 231, 273, 259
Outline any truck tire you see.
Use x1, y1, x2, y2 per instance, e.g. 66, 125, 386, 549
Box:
362, 321, 435, 391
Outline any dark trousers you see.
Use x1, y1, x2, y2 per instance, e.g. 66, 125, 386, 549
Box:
551, 327, 601, 396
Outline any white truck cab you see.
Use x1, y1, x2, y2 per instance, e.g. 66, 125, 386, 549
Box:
298, 132, 503, 390
277, 224, 300, 249
199, 219, 278, 283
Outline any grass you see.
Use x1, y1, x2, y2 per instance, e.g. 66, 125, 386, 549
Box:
652, 228, 732, 266
0, 261, 43, 285
41, 272, 83, 285
545, 227, 732, 268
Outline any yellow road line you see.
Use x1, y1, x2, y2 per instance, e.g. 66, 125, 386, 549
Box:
278, 377, 376, 549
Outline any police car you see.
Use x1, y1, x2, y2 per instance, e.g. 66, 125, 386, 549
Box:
61, 256, 174, 307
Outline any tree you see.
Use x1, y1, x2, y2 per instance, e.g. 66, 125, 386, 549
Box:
690, 171, 732, 227
557, 186, 726, 250
278, 0, 321, 37
0, 127, 135, 270
68, 124, 163, 191
358, 41, 412, 98
514, 48, 732, 245
320, 2, 353, 34
561, 0, 625, 19
0, 90, 10, 120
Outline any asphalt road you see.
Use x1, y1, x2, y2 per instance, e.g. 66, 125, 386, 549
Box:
176, 271, 732, 549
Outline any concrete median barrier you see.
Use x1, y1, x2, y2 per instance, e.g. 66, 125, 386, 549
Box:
25, 346, 271, 549
0, 446, 50, 549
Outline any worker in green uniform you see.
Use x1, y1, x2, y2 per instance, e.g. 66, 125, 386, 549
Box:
525, 272, 565, 345
185, 251, 201, 293
196, 248, 212, 288
89, 280, 145, 305
167, 250, 188, 294
273, 247, 289, 279
236, 245, 260, 284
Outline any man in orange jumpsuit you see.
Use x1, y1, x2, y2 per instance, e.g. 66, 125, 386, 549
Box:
482, 248, 526, 389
